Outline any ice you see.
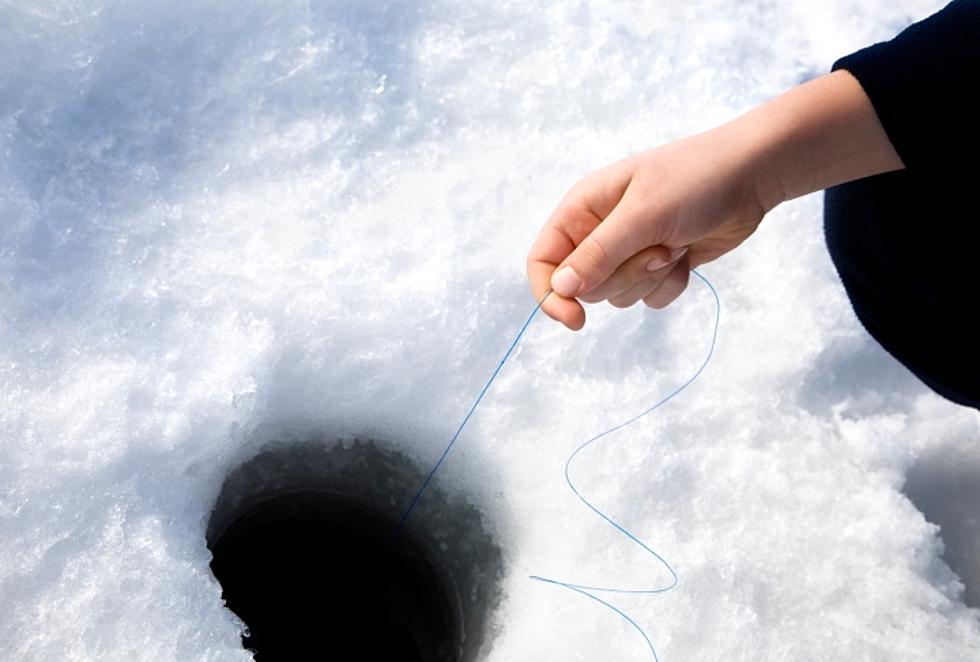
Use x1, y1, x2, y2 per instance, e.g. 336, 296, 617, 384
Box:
2, 0, 978, 660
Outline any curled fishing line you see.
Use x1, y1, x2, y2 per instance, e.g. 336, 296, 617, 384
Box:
394, 270, 721, 661
529, 270, 719, 661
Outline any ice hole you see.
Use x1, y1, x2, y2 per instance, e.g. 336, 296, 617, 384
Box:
206, 439, 503, 661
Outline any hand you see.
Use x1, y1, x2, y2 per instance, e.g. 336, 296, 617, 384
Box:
527, 125, 768, 330
526, 71, 904, 331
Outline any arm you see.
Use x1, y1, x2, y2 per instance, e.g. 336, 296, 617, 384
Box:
527, 70, 904, 330
747, 69, 904, 211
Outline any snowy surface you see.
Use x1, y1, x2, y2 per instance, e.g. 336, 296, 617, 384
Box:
2, 1, 979, 660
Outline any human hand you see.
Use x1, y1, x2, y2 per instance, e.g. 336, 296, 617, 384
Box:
527, 125, 769, 330
526, 71, 904, 331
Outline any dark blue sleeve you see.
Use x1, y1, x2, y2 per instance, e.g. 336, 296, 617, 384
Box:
830, 0, 980, 176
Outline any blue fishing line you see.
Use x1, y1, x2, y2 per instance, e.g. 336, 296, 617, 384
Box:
395, 270, 721, 661
392, 294, 546, 539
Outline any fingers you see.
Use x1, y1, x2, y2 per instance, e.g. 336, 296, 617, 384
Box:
526, 216, 588, 329
527, 168, 633, 330
527, 159, 683, 330
602, 255, 690, 309
642, 258, 691, 309
527, 254, 585, 330
528, 232, 691, 326
549, 188, 672, 300
579, 245, 688, 304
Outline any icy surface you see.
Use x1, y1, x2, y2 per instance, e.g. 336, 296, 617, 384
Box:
2, 1, 979, 660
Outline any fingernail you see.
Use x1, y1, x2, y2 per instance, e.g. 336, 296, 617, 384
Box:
551, 265, 582, 297
646, 246, 688, 271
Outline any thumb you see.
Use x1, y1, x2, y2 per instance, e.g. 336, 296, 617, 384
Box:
550, 197, 658, 298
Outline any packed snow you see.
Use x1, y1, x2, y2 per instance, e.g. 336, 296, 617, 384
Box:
2, 1, 978, 660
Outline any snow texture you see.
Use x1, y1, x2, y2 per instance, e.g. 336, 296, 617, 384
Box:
1, 1, 978, 660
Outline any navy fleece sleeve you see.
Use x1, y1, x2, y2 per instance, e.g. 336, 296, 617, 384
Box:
830, 0, 980, 175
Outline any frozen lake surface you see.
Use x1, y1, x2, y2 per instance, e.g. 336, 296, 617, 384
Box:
2, 1, 979, 660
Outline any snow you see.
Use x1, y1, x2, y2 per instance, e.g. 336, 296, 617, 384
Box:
2, 0, 978, 660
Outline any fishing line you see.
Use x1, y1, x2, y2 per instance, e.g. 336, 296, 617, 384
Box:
395, 270, 721, 661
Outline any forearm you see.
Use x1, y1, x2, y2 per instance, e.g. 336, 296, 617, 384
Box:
728, 70, 905, 211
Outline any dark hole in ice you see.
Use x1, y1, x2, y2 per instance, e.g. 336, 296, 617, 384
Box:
207, 439, 502, 662
209, 490, 453, 660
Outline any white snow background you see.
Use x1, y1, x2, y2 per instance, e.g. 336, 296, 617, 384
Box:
2, 0, 979, 660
